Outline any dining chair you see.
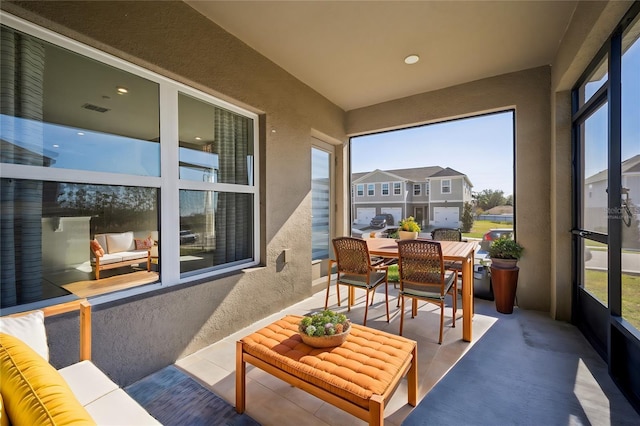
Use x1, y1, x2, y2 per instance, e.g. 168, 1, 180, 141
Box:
397, 239, 457, 343
325, 237, 390, 326
431, 227, 464, 281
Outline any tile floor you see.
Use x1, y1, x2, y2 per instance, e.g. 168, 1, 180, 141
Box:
175, 283, 639, 425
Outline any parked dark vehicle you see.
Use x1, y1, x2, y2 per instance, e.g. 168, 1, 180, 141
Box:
180, 230, 197, 244
370, 214, 394, 229
479, 228, 513, 251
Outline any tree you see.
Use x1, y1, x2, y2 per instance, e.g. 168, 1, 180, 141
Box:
474, 189, 506, 211
461, 202, 474, 233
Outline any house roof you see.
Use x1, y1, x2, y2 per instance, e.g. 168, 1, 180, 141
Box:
352, 166, 472, 185
586, 154, 640, 183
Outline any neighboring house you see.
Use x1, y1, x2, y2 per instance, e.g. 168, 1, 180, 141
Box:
351, 166, 473, 230
585, 154, 640, 241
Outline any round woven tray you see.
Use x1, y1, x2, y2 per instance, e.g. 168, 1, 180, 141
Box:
299, 329, 350, 348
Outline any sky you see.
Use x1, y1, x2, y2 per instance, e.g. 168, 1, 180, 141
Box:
351, 111, 515, 195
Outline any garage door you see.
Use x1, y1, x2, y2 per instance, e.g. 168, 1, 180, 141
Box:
433, 207, 460, 228
381, 208, 402, 226
356, 208, 376, 225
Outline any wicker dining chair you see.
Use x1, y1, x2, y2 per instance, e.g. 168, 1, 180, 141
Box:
431, 227, 464, 279
397, 239, 457, 343
325, 237, 390, 326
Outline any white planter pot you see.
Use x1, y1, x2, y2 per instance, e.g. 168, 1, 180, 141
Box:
398, 231, 418, 240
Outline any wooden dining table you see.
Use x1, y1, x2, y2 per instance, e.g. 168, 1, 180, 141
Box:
366, 238, 476, 342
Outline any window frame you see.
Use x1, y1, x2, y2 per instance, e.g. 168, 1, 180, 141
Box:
393, 182, 402, 195
381, 182, 389, 196
367, 183, 375, 196
413, 183, 421, 196
0, 12, 261, 306
356, 184, 364, 196
441, 179, 452, 194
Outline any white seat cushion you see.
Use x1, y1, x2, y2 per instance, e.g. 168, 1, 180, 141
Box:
58, 360, 119, 406
105, 232, 135, 254
0, 310, 49, 361
95, 253, 125, 265
85, 388, 161, 425
119, 251, 149, 262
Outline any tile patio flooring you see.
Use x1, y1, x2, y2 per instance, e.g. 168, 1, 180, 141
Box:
175, 283, 640, 425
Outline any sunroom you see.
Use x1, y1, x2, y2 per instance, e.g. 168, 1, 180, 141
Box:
1, 0, 639, 422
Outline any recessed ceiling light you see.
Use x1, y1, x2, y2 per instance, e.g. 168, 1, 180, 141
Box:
77, 132, 85, 136
52, 144, 59, 148
116, 86, 128, 94
404, 54, 420, 65
195, 137, 202, 140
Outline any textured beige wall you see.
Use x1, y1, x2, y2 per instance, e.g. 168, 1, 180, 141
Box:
347, 67, 553, 312
1, 1, 347, 383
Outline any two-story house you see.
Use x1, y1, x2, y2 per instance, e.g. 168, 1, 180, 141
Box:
352, 166, 473, 230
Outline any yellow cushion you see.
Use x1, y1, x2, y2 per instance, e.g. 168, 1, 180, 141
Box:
0, 333, 96, 425
0, 393, 9, 426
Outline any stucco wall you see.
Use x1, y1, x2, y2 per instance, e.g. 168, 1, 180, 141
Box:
2, 0, 347, 385
347, 67, 552, 312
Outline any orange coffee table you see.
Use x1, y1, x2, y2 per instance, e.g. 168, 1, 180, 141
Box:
236, 315, 417, 426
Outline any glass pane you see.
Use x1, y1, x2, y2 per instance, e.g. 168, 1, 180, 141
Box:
311, 148, 330, 261
579, 56, 608, 106
178, 93, 254, 185
0, 178, 159, 308
583, 239, 608, 307
583, 103, 609, 233
179, 190, 253, 274
621, 14, 640, 329
0, 25, 160, 176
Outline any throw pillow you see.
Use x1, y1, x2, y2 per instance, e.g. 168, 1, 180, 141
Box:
0, 333, 96, 425
0, 310, 49, 361
134, 237, 153, 250
90, 239, 105, 257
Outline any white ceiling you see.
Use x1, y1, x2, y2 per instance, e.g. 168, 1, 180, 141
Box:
185, 0, 578, 111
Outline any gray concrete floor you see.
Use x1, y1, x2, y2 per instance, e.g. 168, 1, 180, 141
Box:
176, 284, 640, 425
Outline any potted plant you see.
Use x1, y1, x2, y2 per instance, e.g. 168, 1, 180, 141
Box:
397, 216, 421, 240
488, 237, 523, 269
298, 310, 351, 348
488, 237, 523, 314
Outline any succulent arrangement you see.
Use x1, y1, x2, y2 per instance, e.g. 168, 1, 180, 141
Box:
299, 310, 350, 337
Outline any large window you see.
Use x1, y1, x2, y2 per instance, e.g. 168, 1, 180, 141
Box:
0, 14, 259, 310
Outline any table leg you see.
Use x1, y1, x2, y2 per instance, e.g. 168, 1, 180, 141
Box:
462, 254, 473, 342
235, 341, 246, 413
369, 394, 384, 426
408, 345, 417, 406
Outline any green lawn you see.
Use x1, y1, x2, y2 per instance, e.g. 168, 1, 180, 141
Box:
584, 270, 640, 329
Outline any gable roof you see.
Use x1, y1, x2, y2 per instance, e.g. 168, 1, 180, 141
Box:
352, 166, 472, 186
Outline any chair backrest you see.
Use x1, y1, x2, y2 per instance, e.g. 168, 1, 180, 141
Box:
332, 237, 371, 275
397, 240, 445, 291
431, 228, 462, 242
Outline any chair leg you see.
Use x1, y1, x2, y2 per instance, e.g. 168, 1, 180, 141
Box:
384, 282, 390, 323
324, 269, 332, 309
363, 289, 370, 326
439, 302, 444, 344
452, 281, 457, 328
399, 296, 405, 335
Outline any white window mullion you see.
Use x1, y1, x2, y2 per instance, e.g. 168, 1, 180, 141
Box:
160, 85, 180, 285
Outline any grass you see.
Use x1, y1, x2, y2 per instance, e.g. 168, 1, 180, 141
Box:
463, 220, 512, 239
584, 270, 640, 329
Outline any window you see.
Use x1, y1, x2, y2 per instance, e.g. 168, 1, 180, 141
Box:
441, 179, 451, 194
0, 15, 259, 309
381, 183, 389, 195
393, 182, 402, 195
367, 184, 375, 196
311, 146, 332, 261
413, 184, 421, 196
356, 184, 364, 196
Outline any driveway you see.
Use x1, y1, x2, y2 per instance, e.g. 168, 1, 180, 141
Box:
586, 249, 640, 275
